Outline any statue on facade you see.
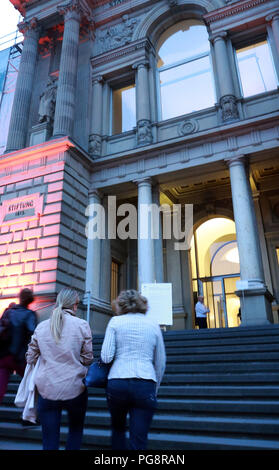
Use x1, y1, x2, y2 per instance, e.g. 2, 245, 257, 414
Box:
98, 14, 138, 53
89, 133, 102, 157
38, 76, 58, 124
137, 120, 152, 146
220, 95, 239, 122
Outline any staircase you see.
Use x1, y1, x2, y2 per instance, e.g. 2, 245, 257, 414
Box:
1, 325, 279, 450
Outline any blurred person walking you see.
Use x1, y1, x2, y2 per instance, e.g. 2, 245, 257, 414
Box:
0, 289, 37, 405
26, 288, 93, 450
101, 289, 166, 450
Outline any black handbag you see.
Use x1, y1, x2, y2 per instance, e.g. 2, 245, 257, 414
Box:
84, 360, 111, 388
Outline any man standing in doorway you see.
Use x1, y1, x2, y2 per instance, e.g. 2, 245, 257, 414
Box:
195, 295, 210, 329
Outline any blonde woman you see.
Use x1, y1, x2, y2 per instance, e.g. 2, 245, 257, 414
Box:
101, 289, 166, 450
26, 288, 93, 450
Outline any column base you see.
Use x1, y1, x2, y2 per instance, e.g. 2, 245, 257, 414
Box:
235, 286, 274, 326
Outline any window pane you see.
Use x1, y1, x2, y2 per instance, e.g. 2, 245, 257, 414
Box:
157, 20, 210, 68
112, 84, 136, 134
236, 41, 278, 98
160, 56, 215, 119
276, 248, 279, 265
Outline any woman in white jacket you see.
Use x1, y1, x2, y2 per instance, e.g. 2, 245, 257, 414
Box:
101, 289, 166, 450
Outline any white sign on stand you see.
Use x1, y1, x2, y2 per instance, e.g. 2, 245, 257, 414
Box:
141, 283, 173, 326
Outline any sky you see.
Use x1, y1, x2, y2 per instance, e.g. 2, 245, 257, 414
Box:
0, 0, 22, 50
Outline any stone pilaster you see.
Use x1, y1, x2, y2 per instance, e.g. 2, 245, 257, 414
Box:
133, 61, 152, 146
85, 189, 102, 299
89, 76, 103, 157
227, 156, 273, 325
210, 32, 239, 122
5, 18, 40, 153
266, 12, 279, 57
52, 0, 83, 138
135, 177, 155, 288
152, 184, 164, 283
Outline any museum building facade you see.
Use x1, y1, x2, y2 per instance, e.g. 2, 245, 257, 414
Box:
0, 0, 279, 332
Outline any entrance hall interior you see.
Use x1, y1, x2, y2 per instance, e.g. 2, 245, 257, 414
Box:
103, 154, 279, 331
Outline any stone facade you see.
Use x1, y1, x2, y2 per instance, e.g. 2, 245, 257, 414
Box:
1, 0, 279, 331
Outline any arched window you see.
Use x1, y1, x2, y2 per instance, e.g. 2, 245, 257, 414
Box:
156, 20, 216, 121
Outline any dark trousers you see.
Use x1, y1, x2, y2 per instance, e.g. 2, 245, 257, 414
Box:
37, 389, 88, 450
196, 317, 208, 329
106, 378, 157, 451
0, 355, 25, 404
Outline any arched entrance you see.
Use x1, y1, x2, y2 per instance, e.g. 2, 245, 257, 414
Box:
190, 217, 241, 328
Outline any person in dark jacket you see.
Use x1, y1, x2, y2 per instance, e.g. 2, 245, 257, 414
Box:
0, 288, 37, 404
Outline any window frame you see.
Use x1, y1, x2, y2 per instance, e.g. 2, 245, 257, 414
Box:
156, 22, 216, 122
234, 35, 279, 99
109, 79, 136, 136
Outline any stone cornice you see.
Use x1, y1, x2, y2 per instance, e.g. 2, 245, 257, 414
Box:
204, 0, 270, 25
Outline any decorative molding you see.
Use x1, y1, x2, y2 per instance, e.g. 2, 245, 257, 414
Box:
220, 95, 239, 122
96, 14, 139, 54
204, 0, 268, 24
89, 133, 102, 156
91, 37, 151, 68
137, 119, 153, 146
178, 119, 199, 136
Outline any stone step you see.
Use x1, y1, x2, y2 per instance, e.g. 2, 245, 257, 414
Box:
8, 382, 279, 398
4, 394, 279, 415
0, 421, 279, 450
162, 372, 279, 384
166, 352, 279, 363
165, 362, 279, 373
3, 406, 279, 435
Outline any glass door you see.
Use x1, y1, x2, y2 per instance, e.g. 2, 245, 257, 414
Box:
201, 275, 240, 329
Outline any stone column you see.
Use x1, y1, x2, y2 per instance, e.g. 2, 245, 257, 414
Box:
100, 197, 112, 303
89, 76, 103, 158
133, 61, 152, 146
210, 32, 239, 122
166, 233, 186, 329
52, 0, 82, 138
152, 184, 164, 283
227, 156, 273, 325
135, 177, 155, 288
85, 189, 102, 299
5, 18, 40, 153
266, 12, 279, 56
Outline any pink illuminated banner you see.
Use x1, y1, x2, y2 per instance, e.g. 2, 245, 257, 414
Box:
0, 193, 44, 225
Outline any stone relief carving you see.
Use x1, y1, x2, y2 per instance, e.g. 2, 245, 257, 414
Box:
97, 15, 138, 54
89, 133, 102, 156
220, 95, 239, 122
38, 76, 58, 125
178, 119, 199, 136
137, 120, 152, 146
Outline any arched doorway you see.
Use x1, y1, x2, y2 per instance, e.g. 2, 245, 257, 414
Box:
190, 217, 241, 328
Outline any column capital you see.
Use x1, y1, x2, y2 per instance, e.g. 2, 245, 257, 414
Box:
58, 0, 84, 21
209, 31, 228, 44
266, 11, 279, 23
88, 188, 102, 200
92, 75, 104, 86
18, 17, 41, 36
133, 177, 153, 187
132, 60, 149, 71
225, 154, 248, 169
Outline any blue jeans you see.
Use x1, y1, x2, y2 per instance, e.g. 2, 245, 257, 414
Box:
37, 389, 88, 450
106, 378, 157, 450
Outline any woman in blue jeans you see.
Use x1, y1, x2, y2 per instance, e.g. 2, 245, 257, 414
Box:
26, 288, 93, 450
101, 290, 166, 450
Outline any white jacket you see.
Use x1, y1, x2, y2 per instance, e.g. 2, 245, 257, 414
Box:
14, 358, 40, 423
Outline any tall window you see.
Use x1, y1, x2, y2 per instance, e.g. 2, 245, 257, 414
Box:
276, 248, 279, 265
235, 40, 278, 98
111, 83, 136, 134
157, 20, 216, 121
